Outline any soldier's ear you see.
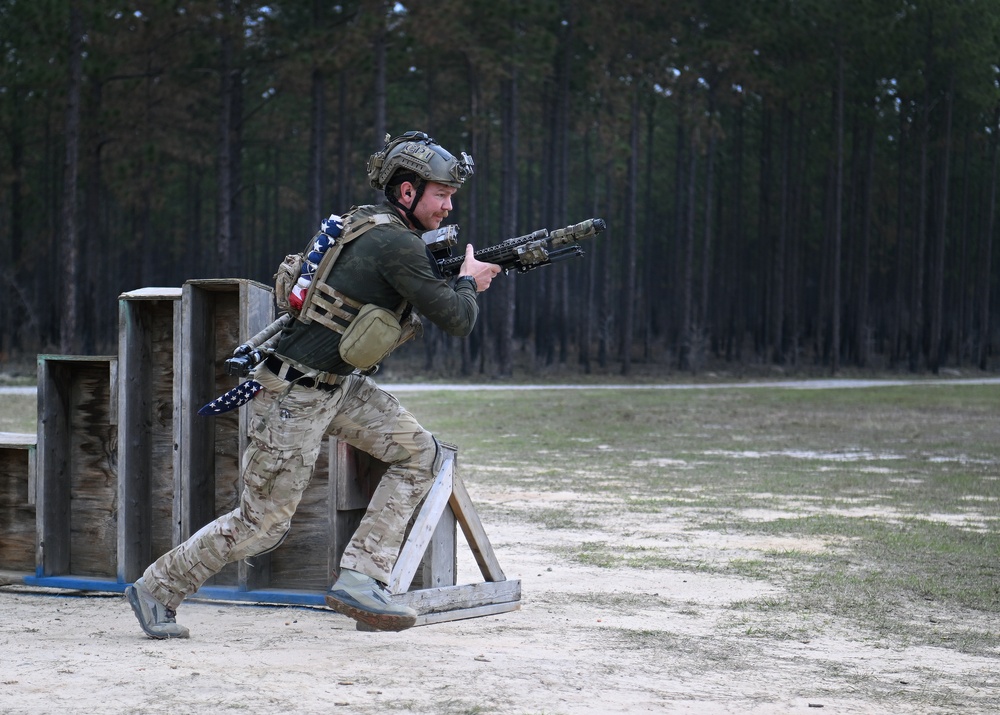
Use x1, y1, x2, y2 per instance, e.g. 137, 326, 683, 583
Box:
398, 181, 416, 206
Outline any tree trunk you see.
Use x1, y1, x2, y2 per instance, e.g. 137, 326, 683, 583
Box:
679, 133, 696, 371
373, 0, 388, 153
336, 69, 350, 211
855, 118, 875, 367
496, 61, 519, 377
643, 97, 657, 362
556, 0, 573, 365
758, 103, 773, 360
216, 4, 236, 276
598, 158, 613, 370
831, 50, 844, 374
2, 88, 27, 355
59, 0, 83, 354
460, 57, 481, 376
700, 104, 717, 355
307, 66, 326, 230
978, 109, 998, 370
910, 96, 930, 371
621, 82, 639, 375
928, 73, 954, 372
891, 110, 907, 366
771, 101, 789, 364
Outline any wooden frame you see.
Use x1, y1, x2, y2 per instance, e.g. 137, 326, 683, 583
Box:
174, 278, 273, 591
116, 288, 183, 584
35, 356, 118, 580
385, 451, 521, 626
0, 433, 37, 577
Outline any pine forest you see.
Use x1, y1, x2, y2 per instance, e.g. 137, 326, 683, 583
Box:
2, 0, 1000, 378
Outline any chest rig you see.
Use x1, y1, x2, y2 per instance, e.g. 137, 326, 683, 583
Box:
297, 208, 407, 335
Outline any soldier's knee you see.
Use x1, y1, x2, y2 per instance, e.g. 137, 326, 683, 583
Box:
229, 519, 291, 562
412, 431, 439, 473
255, 521, 292, 556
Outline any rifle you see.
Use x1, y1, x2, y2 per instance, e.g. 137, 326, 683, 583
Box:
222, 217, 607, 378
435, 218, 606, 276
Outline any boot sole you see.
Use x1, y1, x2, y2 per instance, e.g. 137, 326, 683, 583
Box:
324, 593, 417, 632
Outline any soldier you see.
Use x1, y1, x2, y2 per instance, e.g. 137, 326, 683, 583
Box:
126, 132, 501, 636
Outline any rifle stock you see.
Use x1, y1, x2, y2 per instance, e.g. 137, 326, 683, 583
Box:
437, 217, 606, 277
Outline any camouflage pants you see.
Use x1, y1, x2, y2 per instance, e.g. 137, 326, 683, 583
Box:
142, 367, 439, 610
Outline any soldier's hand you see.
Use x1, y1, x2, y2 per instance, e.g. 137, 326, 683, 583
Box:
458, 244, 501, 292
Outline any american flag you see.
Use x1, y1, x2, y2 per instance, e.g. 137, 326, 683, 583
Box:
289, 214, 342, 311
198, 380, 263, 416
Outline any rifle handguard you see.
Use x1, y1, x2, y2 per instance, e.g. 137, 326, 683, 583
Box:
437, 217, 606, 277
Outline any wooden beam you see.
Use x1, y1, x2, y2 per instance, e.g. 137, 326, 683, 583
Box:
392, 579, 521, 613
387, 457, 454, 594
450, 475, 506, 582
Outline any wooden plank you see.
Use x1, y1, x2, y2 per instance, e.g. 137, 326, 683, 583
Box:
36, 356, 71, 576
148, 303, 180, 562
238, 281, 275, 590
171, 286, 186, 547
413, 601, 521, 627
177, 283, 215, 543
117, 295, 181, 582
417, 504, 456, 590
0, 443, 36, 572
117, 298, 151, 583
392, 579, 522, 613
0, 433, 36, 446
450, 474, 506, 582
335, 441, 387, 511
329, 441, 389, 586
176, 279, 274, 590
386, 457, 453, 594
263, 437, 334, 591
67, 361, 118, 577
120, 287, 183, 300
330, 441, 368, 583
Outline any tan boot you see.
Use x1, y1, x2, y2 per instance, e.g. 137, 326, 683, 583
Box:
125, 579, 190, 639
325, 569, 417, 632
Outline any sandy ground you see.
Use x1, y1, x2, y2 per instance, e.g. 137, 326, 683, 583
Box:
2, 380, 999, 714
3, 486, 998, 715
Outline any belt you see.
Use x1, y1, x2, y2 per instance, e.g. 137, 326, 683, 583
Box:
264, 355, 342, 392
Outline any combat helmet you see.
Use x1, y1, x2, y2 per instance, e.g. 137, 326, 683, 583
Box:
367, 131, 475, 191
368, 131, 474, 231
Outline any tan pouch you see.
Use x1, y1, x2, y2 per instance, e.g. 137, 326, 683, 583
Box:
273, 253, 304, 314
338, 304, 402, 370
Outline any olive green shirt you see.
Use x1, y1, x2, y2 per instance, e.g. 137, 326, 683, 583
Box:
275, 203, 478, 373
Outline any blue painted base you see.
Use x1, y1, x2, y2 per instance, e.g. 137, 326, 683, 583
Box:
21, 574, 327, 608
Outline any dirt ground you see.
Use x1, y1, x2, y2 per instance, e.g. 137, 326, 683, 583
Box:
2, 476, 997, 715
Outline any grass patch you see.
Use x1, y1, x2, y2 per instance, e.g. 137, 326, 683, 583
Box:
3, 380, 998, 661
397, 383, 1000, 657
570, 541, 711, 572
0, 393, 35, 433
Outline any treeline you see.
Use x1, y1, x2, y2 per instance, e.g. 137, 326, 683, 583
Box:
2, 0, 999, 376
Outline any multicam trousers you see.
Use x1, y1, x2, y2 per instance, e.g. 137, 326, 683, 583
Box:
142, 365, 440, 610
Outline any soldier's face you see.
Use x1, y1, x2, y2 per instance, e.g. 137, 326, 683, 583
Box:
411, 181, 456, 230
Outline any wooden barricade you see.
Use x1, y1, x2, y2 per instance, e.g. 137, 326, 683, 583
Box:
5, 277, 520, 626
34, 355, 118, 583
